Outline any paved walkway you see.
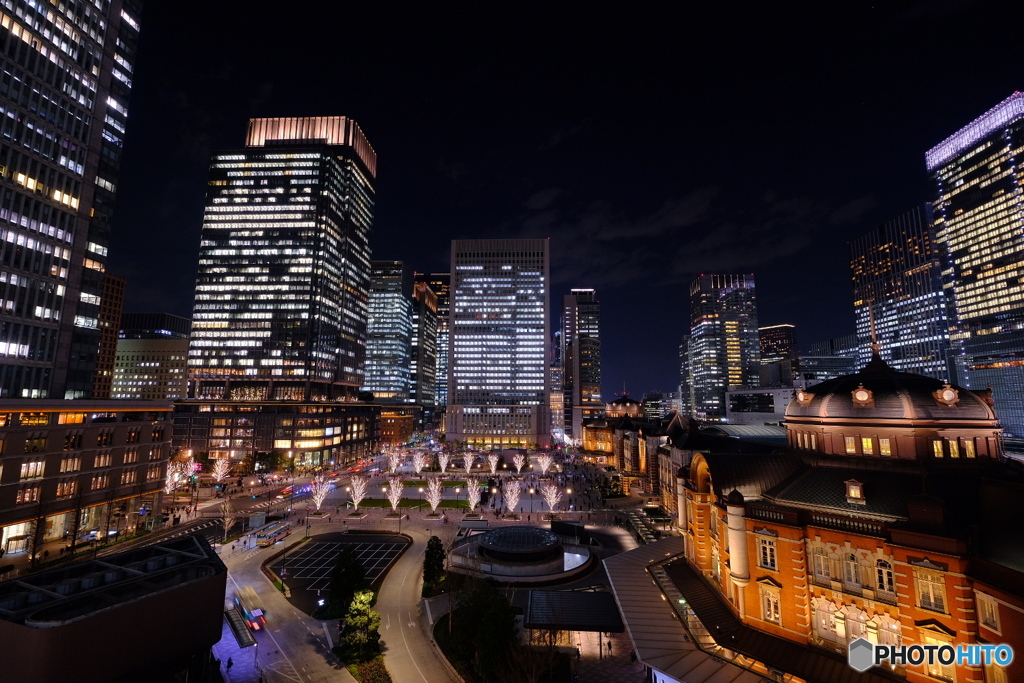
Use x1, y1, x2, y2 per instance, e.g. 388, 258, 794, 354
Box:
575, 629, 646, 683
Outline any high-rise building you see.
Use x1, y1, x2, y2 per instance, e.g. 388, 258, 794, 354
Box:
422, 273, 450, 409
807, 334, 859, 358
113, 312, 190, 402
758, 324, 797, 364
850, 204, 951, 379
362, 261, 413, 403
561, 288, 602, 440
0, 2, 141, 399
120, 313, 192, 340
446, 239, 550, 448
188, 117, 376, 403
929, 92, 1024, 435
685, 274, 760, 422
410, 279, 438, 412
93, 273, 126, 399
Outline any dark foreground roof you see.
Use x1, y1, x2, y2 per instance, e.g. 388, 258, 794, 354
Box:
663, 559, 901, 683
525, 590, 623, 632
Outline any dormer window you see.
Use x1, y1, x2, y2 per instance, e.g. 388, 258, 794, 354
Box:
845, 479, 865, 504
851, 384, 873, 407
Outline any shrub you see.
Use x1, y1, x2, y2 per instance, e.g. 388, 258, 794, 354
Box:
356, 658, 393, 683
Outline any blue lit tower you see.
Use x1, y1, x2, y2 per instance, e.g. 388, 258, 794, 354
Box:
189, 117, 376, 402
447, 239, 550, 448
850, 205, 951, 379
928, 92, 1024, 434
0, 2, 142, 398
363, 261, 413, 402
686, 274, 760, 422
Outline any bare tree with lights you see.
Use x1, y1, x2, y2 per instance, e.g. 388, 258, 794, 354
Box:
438, 451, 451, 473
309, 472, 332, 511
536, 453, 554, 476
387, 448, 403, 474
425, 476, 444, 513
465, 478, 481, 512
513, 452, 527, 474
540, 481, 562, 513
211, 457, 231, 483
502, 477, 522, 515
219, 499, 237, 543
412, 450, 428, 475
487, 453, 500, 474
349, 475, 369, 512
463, 451, 476, 475
385, 476, 404, 513
164, 458, 191, 494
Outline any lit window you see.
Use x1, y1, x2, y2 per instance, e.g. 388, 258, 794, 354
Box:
845, 479, 864, 503
948, 440, 959, 458
876, 560, 894, 593
845, 436, 857, 454
963, 439, 976, 458
861, 437, 873, 455
879, 438, 891, 456
932, 440, 944, 458
759, 537, 777, 570
761, 586, 781, 624
915, 568, 946, 613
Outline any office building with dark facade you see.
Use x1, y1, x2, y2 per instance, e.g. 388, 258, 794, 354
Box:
851, 204, 951, 380
411, 278, 438, 415
685, 274, 761, 422
422, 272, 450, 410
0, 2, 141, 399
363, 260, 413, 403
178, 117, 380, 468
561, 288, 602, 441
929, 91, 1024, 436
758, 323, 797, 364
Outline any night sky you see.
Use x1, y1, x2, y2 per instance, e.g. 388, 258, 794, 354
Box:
108, 1, 1023, 399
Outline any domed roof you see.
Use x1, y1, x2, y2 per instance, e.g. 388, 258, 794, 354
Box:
785, 354, 996, 422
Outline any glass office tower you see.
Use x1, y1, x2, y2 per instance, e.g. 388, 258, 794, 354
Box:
561, 288, 601, 440
447, 239, 550, 448
0, 1, 141, 398
850, 204, 951, 379
362, 260, 413, 402
928, 92, 1024, 434
189, 116, 376, 402
686, 274, 760, 422
422, 273, 450, 407
410, 279, 438, 411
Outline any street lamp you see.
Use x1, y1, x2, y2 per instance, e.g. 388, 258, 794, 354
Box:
529, 488, 535, 513
418, 487, 424, 510
455, 487, 461, 512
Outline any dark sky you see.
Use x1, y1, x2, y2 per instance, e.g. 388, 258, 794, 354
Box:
109, 0, 1023, 400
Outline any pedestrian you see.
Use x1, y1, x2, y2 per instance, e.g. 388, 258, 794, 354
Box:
607, 641, 613, 655
43, 549, 49, 560
576, 647, 581, 661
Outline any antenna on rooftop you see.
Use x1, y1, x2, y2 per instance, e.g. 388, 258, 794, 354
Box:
867, 300, 881, 356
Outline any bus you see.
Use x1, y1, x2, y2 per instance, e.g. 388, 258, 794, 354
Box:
275, 486, 294, 499
255, 520, 293, 547
234, 586, 266, 630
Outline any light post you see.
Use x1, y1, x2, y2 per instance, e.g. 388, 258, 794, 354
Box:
455, 487, 461, 512
529, 488, 535, 514
418, 487, 424, 510
345, 486, 350, 510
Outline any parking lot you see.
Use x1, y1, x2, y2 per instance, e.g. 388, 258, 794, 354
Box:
270, 533, 408, 595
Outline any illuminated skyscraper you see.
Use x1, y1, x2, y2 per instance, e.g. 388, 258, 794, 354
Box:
850, 204, 951, 379
685, 274, 760, 422
411, 279, 438, 412
0, 2, 141, 398
447, 239, 550, 448
928, 92, 1024, 434
189, 117, 376, 402
420, 273, 450, 407
363, 261, 413, 402
561, 288, 602, 440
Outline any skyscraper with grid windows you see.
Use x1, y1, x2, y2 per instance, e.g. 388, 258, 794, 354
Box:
0, 1, 142, 398
188, 116, 376, 403
561, 288, 601, 441
446, 239, 550, 448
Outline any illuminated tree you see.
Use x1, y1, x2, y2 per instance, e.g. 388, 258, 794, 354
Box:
464, 451, 477, 474
465, 478, 481, 512
487, 453, 500, 474
310, 472, 332, 511
412, 450, 428, 474
425, 476, 444, 513
502, 478, 522, 515
349, 475, 369, 512
536, 453, 554, 476
211, 457, 231, 482
387, 448, 403, 474
513, 453, 526, 474
219, 499, 237, 542
385, 476, 404, 513
540, 481, 562, 513
164, 457, 191, 494
438, 451, 451, 473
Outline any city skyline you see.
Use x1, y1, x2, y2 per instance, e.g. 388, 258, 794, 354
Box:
105, 2, 1024, 399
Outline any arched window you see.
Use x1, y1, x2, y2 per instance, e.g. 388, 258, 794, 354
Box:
812, 546, 830, 582
876, 559, 894, 594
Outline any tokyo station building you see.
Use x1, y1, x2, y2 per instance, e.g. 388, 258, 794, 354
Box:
622, 354, 1023, 683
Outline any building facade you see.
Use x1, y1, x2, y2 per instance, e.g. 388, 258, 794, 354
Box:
446, 239, 550, 448
686, 274, 761, 422
92, 273, 126, 399
851, 204, 951, 380
422, 273, 450, 409
411, 279, 438, 414
0, 2, 141, 399
758, 323, 797, 364
0, 400, 172, 562
188, 116, 376, 403
112, 337, 189, 401
362, 260, 413, 403
929, 92, 1024, 436
561, 288, 602, 440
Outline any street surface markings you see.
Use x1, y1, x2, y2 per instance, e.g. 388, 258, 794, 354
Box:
271, 540, 404, 591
